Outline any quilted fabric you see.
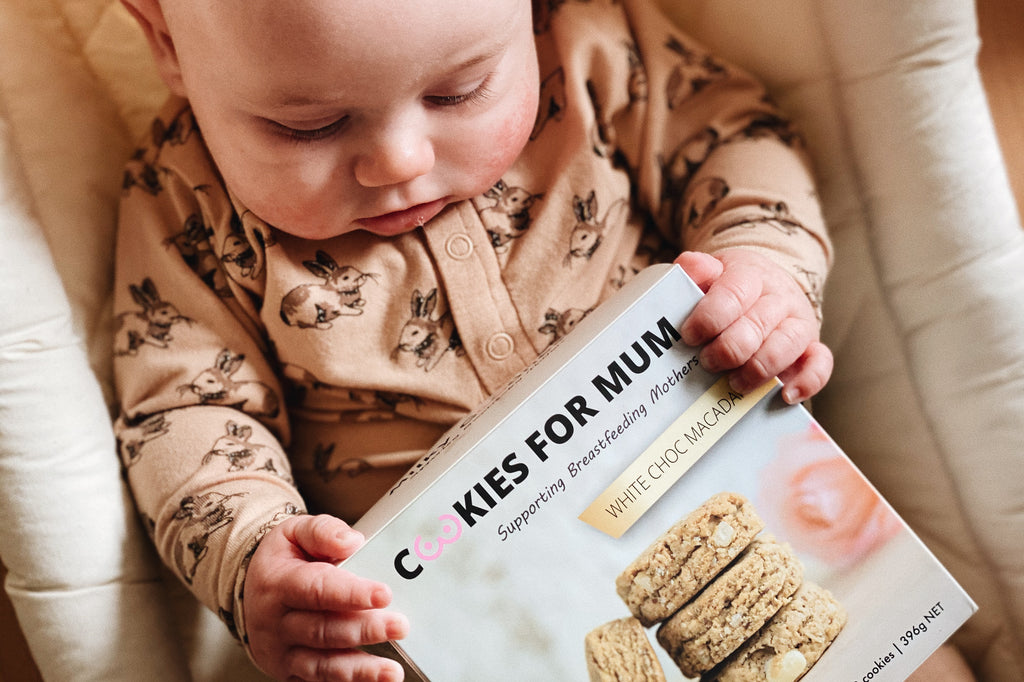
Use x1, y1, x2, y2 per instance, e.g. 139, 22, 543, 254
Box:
1, 0, 1022, 679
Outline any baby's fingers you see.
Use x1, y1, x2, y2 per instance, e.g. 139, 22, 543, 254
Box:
281, 562, 394, 613
696, 293, 786, 375
777, 341, 833, 404
281, 607, 409, 651
286, 514, 365, 563
284, 646, 405, 682
681, 266, 763, 347
726, 314, 815, 393
674, 251, 724, 292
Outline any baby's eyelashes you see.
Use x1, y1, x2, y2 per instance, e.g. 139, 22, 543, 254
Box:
424, 73, 495, 108
267, 115, 352, 144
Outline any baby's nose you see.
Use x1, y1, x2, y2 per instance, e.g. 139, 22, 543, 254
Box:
354, 126, 435, 188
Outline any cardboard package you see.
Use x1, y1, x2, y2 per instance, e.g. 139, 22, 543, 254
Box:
346, 263, 976, 681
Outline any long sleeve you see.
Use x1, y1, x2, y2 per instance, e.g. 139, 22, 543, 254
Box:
579, 0, 832, 316
113, 100, 305, 648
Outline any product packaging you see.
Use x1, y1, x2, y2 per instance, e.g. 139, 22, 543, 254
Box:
345, 263, 976, 681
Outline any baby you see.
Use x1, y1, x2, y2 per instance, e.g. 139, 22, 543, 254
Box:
116, 0, 833, 679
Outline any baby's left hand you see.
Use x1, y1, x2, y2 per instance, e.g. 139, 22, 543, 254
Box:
675, 250, 833, 405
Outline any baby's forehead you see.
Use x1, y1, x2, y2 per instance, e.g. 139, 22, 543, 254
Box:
163, 0, 356, 72
187, 1, 517, 57
165, 0, 531, 104
165, 0, 319, 41
169, 0, 524, 37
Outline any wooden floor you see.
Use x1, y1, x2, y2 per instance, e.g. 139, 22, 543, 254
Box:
977, 0, 1024, 218
0, 3, 1021, 681
0, 564, 42, 682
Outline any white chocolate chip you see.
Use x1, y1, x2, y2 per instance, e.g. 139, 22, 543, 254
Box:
710, 520, 736, 547
764, 650, 807, 682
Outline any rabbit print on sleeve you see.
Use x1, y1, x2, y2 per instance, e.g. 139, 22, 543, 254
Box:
179, 349, 280, 418
113, 278, 192, 356
117, 412, 172, 468
164, 215, 233, 297
171, 490, 246, 586
664, 35, 728, 108
201, 420, 291, 481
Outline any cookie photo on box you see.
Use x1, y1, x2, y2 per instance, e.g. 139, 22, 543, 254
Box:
704, 581, 848, 682
656, 537, 804, 677
589, 492, 846, 681
616, 491, 765, 628
585, 617, 667, 682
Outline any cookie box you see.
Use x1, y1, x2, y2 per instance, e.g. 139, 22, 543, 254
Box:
344, 263, 977, 681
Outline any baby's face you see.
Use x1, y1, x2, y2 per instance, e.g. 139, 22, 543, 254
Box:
163, 0, 539, 239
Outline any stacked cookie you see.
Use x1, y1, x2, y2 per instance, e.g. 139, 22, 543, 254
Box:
585, 617, 668, 682
585, 492, 846, 681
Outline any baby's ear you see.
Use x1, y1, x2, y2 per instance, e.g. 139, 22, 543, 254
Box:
120, 0, 187, 96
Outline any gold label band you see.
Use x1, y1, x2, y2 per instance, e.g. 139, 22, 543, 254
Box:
578, 376, 778, 538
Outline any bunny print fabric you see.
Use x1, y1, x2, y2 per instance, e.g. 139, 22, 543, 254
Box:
112, 0, 830, 645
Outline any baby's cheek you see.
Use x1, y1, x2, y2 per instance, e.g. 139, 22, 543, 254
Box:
481, 90, 540, 180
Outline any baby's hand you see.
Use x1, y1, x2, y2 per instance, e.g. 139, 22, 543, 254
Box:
676, 250, 833, 404
243, 514, 409, 681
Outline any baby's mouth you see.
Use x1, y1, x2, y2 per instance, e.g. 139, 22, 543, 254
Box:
357, 198, 449, 235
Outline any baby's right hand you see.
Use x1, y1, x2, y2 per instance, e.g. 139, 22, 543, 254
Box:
243, 514, 409, 681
